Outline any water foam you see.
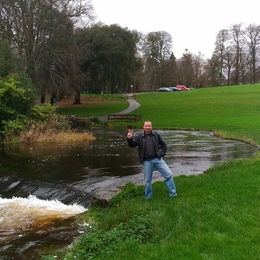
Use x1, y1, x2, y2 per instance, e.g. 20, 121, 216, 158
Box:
0, 195, 87, 233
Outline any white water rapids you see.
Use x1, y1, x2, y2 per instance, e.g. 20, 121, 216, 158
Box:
0, 195, 87, 250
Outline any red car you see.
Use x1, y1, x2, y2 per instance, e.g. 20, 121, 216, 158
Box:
175, 85, 190, 91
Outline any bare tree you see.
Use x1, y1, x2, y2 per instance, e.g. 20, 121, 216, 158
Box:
163, 53, 177, 87
176, 49, 194, 87
54, 0, 95, 27
0, 0, 94, 102
223, 46, 234, 86
192, 52, 206, 88
244, 23, 260, 83
212, 29, 230, 85
229, 23, 245, 85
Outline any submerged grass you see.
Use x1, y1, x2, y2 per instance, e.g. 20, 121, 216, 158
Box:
42, 84, 260, 260
6, 115, 96, 144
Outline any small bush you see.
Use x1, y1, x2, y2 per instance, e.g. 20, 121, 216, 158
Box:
31, 104, 57, 120
0, 115, 29, 137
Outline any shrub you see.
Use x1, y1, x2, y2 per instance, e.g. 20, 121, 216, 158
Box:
0, 115, 29, 141
31, 104, 57, 120
0, 73, 35, 137
0, 73, 35, 119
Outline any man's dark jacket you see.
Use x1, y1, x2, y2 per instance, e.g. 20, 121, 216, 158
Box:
127, 131, 167, 163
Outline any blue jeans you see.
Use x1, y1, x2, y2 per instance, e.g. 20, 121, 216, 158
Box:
142, 157, 177, 199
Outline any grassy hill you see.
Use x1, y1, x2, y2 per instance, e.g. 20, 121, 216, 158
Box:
132, 84, 260, 146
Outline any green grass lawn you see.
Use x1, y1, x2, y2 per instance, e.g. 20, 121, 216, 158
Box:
132, 84, 260, 146
43, 84, 260, 260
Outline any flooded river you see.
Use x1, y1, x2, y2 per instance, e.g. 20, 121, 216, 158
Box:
0, 129, 258, 259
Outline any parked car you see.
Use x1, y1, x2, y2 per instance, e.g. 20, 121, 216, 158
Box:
157, 87, 173, 92
175, 85, 190, 91
169, 86, 181, 91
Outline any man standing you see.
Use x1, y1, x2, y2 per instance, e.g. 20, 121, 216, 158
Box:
127, 120, 177, 199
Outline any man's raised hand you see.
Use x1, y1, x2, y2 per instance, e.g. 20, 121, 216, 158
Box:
127, 129, 133, 139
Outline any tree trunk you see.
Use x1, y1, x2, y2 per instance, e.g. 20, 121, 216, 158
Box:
50, 92, 57, 106
40, 92, 45, 105
40, 83, 47, 104
74, 91, 81, 104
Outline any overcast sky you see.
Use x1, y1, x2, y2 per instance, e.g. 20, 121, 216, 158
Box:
92, 0, 259, 59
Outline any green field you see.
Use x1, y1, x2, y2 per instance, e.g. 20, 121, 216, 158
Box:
44, 84, 260, 260
132, 84, 260, 146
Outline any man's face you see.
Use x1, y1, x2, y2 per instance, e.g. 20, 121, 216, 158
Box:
143, 121, 152, 134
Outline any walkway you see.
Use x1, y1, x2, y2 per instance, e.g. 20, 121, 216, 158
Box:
98, 95, 141, 121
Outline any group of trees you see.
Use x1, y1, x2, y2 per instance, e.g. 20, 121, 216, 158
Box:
1, 0, 260, 107
0, 0, 95, 104
210, 23, 260, 86
141, 23, 260, 90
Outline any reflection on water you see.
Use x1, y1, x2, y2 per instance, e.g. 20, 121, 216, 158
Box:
0, 129, 258, 259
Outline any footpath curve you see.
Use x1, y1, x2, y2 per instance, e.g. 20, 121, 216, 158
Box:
97, 95, 141, 121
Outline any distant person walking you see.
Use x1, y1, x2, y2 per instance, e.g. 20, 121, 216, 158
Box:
127, 120, 177, 199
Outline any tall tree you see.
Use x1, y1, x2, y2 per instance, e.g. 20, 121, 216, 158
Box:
229, 23, 244, 85
176, 49, 194, 87
212, 29, 230, 85
76, 24, 142, 94
244, 23, 260, 83
222, 46, 234, 86
163, 53, 177, 87
143, 31, 173, 88
193, 53, 206, 88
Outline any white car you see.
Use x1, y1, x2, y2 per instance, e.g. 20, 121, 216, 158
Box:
157, 87, 173, 92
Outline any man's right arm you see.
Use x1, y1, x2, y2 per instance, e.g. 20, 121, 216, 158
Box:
127, 129, 138, 147
127, 129, 133, 139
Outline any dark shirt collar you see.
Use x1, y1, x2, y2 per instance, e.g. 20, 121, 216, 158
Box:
141, 130, 153, 137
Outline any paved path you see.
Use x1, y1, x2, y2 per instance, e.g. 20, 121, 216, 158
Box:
98, 96, 141, 121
